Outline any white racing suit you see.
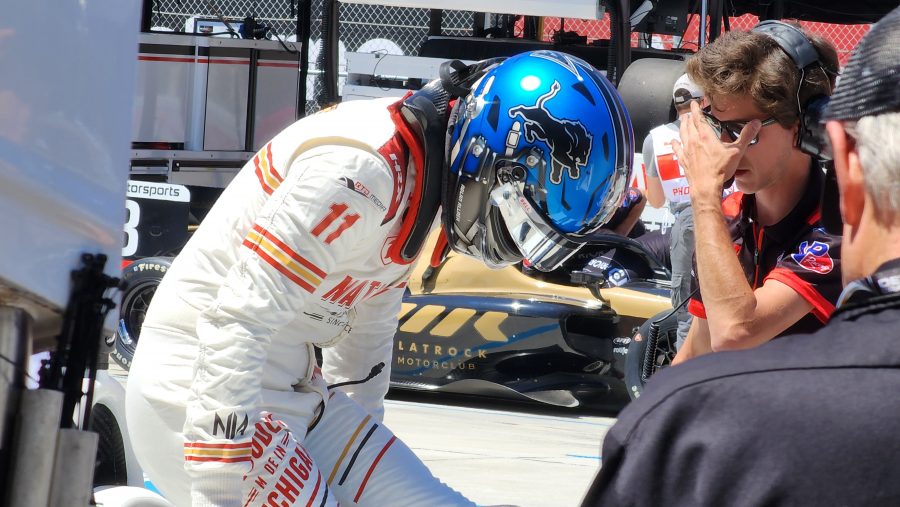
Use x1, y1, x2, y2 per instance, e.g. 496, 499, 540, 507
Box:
126, 97, 475, 507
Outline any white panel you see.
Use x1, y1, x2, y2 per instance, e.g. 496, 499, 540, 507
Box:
254, 61, 300, 150
204, 54, 250, 151
342, 0, 604, 19
0, 0, 141, 336
132, 59, 192, 145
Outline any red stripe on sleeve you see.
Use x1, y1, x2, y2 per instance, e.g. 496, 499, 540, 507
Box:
688, 298, 707, 319
251, 225, 327, 278
242, 239, 316, 293
765, 267, 835, 323
354, 436, 396, 503
184, 442, 252, 449
266, 144, 283, 183
254, 154, 274, 195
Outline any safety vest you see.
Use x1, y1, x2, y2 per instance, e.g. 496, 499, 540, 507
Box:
650, 123, 691, 204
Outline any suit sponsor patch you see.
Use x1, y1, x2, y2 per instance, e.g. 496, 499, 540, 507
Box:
320, 274, 404, 308
213, 411, 249, 439
242, 413, 331, 507
340, 176, 387, 212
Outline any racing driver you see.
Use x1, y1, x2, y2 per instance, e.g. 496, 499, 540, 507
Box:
125, 50, 632, 507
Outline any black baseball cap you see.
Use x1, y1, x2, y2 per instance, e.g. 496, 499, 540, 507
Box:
823, 6, 900, 121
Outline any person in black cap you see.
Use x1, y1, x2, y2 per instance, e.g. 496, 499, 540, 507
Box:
580, 7, 900, 505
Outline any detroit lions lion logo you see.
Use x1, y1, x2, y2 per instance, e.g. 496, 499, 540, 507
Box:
508, 81, 593, 184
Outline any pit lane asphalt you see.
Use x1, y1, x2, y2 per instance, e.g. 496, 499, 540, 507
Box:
383, 391, 616, 507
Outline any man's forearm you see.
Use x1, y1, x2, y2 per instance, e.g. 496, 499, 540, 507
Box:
692, 201, 756, 346
672, 318, 710, 364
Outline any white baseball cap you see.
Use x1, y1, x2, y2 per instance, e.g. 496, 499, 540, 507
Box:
672, 73, 703, 105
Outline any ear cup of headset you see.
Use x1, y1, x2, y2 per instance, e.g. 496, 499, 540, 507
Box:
799, 96, 832, 160
752, 20, 831, 157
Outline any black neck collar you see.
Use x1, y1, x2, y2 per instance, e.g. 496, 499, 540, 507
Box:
834, 257, 900, 319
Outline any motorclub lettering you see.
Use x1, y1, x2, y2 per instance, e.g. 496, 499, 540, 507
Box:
395, 340, 486, 371
396, 356, 477, 370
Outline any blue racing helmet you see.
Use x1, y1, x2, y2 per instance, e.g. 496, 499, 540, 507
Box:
444, 50, 633, 271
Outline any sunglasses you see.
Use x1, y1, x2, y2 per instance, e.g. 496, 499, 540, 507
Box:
701, 106, 778, 145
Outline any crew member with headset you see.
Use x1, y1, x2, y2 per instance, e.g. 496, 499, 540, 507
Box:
582, 8, 900, 504
671, 20, 844, 363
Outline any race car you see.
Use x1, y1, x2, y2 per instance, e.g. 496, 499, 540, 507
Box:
390, 229, 671, 411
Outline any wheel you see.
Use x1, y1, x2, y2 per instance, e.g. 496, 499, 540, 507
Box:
92, 403, 128, 487
617, 58, 688, 148
624, 309, 679, 400
110, 257, 172, 370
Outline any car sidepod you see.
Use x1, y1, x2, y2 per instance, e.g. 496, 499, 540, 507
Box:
393, 292, 647, 410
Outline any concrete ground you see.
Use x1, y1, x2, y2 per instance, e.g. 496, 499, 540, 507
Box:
383, 393, 617, 507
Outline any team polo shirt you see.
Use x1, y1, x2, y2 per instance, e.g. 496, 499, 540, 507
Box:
688, 162, 842, 336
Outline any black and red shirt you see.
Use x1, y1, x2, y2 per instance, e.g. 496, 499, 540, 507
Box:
688, 163, 842, 336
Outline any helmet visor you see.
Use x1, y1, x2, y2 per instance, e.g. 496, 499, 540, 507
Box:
490, 181, 584, 272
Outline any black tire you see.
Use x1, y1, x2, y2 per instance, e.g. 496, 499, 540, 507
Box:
624, 309, 679, 400
91, 403, 128, 487
110, 257, 173, 370
617, 58, 688, 149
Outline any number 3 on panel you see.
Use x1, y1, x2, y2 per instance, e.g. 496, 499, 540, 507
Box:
311, 203, 360, 245
123, 199, 140, 257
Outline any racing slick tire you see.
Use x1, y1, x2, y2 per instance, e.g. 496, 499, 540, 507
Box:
624, 309, 679, 400
616, 57, 688, 148
92, 403, 129, 487
110, 257, 172, 371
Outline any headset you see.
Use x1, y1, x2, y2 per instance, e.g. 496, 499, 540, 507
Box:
751, 20, 832, 159
752, 20, 843, 234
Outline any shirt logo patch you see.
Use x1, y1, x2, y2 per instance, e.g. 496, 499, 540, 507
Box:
791, 240, 834, 274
